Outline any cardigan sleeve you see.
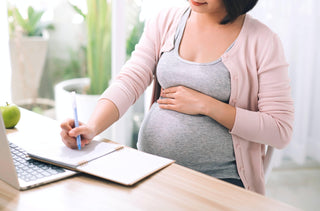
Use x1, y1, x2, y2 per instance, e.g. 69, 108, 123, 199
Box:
99, 14, 161, 118
230, 34, 294, 149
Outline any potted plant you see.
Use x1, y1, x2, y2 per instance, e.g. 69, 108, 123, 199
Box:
54, 0, 113, 138
54, 0, 144, 144
8, 5, 54, 116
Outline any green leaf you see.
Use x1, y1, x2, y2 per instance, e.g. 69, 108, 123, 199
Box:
27, 6, 34, 19
14, 8, 28, 32
71, 4, 86, 20
12, 6, 49, 36
86, 0, 112, 95
28, 9, 44, 34
7, 8, 13, 17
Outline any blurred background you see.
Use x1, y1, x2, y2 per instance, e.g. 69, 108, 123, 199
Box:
0, 0, 319, 210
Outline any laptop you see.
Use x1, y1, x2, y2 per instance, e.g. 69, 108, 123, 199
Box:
0, 111, 77, 190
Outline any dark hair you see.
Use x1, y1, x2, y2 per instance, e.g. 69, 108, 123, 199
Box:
220, 0, 258, 24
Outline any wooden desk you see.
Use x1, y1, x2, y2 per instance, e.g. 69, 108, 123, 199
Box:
1, 109, 300, 211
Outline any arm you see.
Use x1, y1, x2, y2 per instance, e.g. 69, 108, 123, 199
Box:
202, 96, 236, 130
230, 34, 294, 149
99, 12, 161, 118
60, 99, 119, 149
87, 99, 119, 136
60, 9, 173, 148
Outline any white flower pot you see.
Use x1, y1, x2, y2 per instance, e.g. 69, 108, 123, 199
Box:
9, 34, 48, 103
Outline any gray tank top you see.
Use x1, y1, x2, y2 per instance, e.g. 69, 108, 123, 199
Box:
137, 8, 240, 179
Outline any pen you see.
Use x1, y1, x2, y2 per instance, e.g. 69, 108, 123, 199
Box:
72, 91, 81, 150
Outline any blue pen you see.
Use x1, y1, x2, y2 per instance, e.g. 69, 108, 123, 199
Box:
72, 91, 81, 150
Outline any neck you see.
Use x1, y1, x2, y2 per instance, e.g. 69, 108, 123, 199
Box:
189, 9, 227, 27
189, 10, 245, 30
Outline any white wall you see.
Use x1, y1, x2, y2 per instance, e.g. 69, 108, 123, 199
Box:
0, 1, 12, 104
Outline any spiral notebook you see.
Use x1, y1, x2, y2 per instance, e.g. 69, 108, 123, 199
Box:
27, 140, 174, 186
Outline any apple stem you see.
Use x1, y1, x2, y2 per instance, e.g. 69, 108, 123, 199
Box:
6, 102, 9, 106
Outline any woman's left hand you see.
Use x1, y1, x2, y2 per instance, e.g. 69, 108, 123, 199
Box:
157, 86, 208, 115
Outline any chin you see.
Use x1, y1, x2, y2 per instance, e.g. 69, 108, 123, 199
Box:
190, 6, 208, 14
189, 2, 210, 13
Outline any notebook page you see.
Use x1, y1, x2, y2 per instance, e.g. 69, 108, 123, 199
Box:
27, 140, 122, 168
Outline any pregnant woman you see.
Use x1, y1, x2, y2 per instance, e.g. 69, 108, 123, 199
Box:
60, 0, 294, 195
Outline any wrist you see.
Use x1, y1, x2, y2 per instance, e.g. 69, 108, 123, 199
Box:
88, 124, 98, 137
200, 95, 216, 116
200, 96, 236, 130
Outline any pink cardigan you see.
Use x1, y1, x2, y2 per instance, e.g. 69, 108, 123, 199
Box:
101, 6, 294, 194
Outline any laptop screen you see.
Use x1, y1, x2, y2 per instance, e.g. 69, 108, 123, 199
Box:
0, 111, 20, 189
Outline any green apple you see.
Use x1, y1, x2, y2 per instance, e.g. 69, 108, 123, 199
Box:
0, 102, 21, 129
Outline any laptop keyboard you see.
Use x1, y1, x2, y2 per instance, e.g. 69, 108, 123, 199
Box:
9, 142, 66, 182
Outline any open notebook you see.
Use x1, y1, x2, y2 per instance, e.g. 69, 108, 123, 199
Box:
27, 140, 174, 186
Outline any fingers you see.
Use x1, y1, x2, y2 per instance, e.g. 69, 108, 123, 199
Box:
160, 92, 175, 99
60, 130, 77, 149
68, 125, 89, 138
60, 118, 91, 149
158, 103, 179, 112
161, 87, 179, 99
60, 118, 75, 148
60, 118, 75, 130
158, 87, 180, 105
68, 126, 90, 147
60, 129, 90, 149
157, 98, 179, 113
161, 86, 188, 98
157, 98, 175, 105
161, 87, 177, 94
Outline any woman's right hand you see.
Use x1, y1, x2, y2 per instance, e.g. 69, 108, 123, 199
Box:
60, 118, 96, 149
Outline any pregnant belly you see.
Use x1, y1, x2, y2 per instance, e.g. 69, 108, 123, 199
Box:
137, 103, 234, 168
